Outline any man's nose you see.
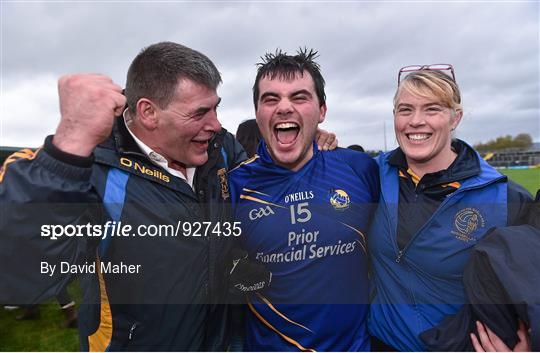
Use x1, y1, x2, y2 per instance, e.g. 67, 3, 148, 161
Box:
276, 98, 294, 115
205, 110, 222, 132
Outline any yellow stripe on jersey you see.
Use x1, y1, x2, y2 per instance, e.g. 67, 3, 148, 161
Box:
256, 293, 314, 333
0, 148, 40, 183
229, 155, 260, 172
239, 194, 287, 209
242, 188, 271, 197
88, 257, 113, 352
247, 300, 316, 352
340, 222, 367, 254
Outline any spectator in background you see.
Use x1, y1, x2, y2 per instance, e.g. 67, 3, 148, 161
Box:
348, 144, 365, 153
236, 119, 262, 158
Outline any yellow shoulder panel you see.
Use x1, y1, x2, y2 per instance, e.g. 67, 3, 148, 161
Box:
0, 148, 40, 183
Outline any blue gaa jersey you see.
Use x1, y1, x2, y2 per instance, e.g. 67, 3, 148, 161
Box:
229, 141, 379, 352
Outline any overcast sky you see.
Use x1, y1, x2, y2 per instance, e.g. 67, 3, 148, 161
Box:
1, 1, 538, 151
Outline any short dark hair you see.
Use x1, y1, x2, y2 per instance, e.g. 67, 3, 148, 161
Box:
347, 144, 365, 153
235, 119, 262, 158
252, 48, 326, 110
125, 42, 221, 111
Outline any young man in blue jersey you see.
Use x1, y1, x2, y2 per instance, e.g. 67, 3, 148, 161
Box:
228, 49, 379, 351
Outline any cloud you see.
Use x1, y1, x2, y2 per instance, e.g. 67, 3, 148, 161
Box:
1, 74, 59, 147
2, 2, 538, 150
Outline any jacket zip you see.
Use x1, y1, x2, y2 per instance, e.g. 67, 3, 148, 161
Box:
128, 323, 137, 340
379, 189, 417, 309
378, 190, 403, 264
396, 250, 404, 263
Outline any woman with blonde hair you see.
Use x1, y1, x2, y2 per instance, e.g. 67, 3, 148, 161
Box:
368, 65, 532, 351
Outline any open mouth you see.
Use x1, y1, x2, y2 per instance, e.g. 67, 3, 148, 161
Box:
406, 133, 432, 142
275, 122, 300, 145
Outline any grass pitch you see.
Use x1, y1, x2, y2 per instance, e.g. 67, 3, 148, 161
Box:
500, 168, 540, 195
0, 283, 80, 351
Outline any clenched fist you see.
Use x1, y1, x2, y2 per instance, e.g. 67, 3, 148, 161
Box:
53, 74, 126, 157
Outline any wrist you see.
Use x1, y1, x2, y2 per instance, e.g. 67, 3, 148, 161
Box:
44, 135, 94, 168
53, 124, 97, 157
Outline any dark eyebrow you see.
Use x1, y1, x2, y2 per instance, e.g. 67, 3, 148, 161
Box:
190, 97, 222, 116
259, 89, 313, 102
290, 89, 312, 98
259, 92, 279, 102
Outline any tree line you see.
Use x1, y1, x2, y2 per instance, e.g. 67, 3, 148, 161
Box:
474, 133, 533, 152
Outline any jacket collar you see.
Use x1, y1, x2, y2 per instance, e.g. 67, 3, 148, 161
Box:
110, 115, 225, 160
257, 139, 319, 170
97, 117, 229, 197
387, 139, 480, 188
110, 116, 147, 158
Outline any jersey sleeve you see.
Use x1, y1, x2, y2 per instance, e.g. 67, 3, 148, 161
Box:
341, 149, 380, 204
0, 136, 102, 304
360, 155, 380, 204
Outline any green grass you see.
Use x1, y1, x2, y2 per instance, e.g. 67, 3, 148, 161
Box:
0, 283, 80, 351
499, 168, 540, 195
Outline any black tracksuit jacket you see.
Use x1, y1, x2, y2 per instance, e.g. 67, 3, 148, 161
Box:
0, 117, 246, 351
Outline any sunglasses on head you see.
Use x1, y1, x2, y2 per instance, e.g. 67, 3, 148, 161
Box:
397, 64, 456, 85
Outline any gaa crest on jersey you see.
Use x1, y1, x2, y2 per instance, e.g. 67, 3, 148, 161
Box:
249, 206, 275, 220
451, 207, 485, 242
329, 189, 350, 211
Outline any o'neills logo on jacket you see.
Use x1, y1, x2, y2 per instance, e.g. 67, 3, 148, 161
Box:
120, 157, 170, 183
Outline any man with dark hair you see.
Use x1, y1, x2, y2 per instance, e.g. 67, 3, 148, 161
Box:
229, 49, 379, 351
348, 144, 365, 153
0, 42, 246, 351
125, 42, 222, 111
252, 49, 326, 110
235, 119, 262, 158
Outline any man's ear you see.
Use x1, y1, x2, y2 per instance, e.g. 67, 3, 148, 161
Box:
136, 98, 158, 130
319, 104, 327, 124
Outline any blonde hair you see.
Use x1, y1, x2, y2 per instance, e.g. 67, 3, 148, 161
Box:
394, 70, 462, 113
